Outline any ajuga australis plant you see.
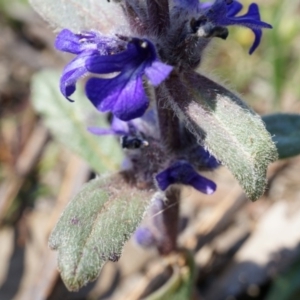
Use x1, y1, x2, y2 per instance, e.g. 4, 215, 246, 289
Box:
30, 0, 278, 293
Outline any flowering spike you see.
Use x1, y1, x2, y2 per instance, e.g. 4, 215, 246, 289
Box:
51, 0, 274, 203
32, 0, 279, 290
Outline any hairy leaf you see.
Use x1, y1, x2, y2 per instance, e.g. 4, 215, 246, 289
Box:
165, 72, 278, 201
49, 173, 153, 291
263, 113, 300, 159
31, 70, 123, 173
29, 0, 127, 33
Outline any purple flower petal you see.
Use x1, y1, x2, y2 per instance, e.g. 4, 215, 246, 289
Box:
55, 29, 82, 54
207, 1, 271, 28
86, 39, 154, 73
60, 67, 86, 101
249, 27, 262, 55
200, 2, 213, 10
55, 29, 98, 54
111, 117, 131, 134
226, 1, 243, 17
144, 61, 173, 86
88, 116, 130, 136
88, 127, 122, 136
134, 227, 156, 248
189, 176, 216, 194
197, 146, 220, 169
86, 74, 149, 121
156, 161, 216, 194
204, 0, 272, 53
59, 50, 98, 101
85, 49, 134, 74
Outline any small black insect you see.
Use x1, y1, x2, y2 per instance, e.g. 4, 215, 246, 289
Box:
120, 135, 149, 149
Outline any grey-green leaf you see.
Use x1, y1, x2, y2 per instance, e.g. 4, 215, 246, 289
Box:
29, 0, 127, 33
31, 70, 123, 173
49, 174, 153, 291
165, 72, 278, 201
263, 113, 300, 159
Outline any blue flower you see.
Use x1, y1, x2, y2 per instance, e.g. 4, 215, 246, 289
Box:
196, 146, 220, 169
88, 109, 157, 138
204, 0, 272, 54
56, 29, 173, 121
156, 160, 216, 194
55, 30, 116, 101
88, 116, 133, 136
89, 116, 151, 149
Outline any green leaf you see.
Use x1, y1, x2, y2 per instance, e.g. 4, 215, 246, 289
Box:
263, 113, 300, 159
49, 173, 153, 291
29, 0, 127, 33
165, 72, 278, 201
145, 251, 195, 300
31, 70, 123, 173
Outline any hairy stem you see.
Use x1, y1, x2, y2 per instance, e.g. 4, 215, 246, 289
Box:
156, 85, 182, 152
124, 1, 148, 35
146, 0, 170, 35
156, 187, 180, 255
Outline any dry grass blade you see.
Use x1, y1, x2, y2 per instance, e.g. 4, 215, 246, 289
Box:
17, 154, 90, 300
0, 124, 49, 224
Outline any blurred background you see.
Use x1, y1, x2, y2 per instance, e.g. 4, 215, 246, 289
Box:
0, 0, 300, 299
